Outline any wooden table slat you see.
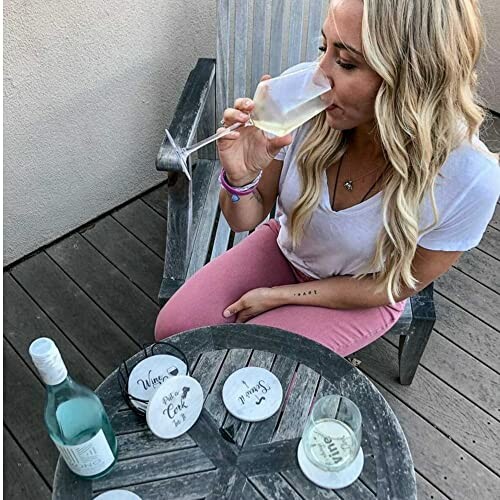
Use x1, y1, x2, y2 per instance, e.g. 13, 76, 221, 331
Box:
250, 473, 304, 500
94, 447, 215, 491
273, 364, 320, 442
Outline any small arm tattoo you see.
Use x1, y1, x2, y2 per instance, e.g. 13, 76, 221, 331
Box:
293, 290, 318, 296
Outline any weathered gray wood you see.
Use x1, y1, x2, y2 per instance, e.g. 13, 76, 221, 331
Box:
11, 252, 138, 375
240, 478, 266, 499
287, 0, 307, 67
82, 215, 163, 303
220, 350, 276, 446
205, 348, 254, 425
156, 58, 216, 173
250, 473, 304, 499
192, 349, 229, 398
387, 331, 500, 418
4, 273, 102, 387
233, 0, 250, 102
53, 324, 416, 499
95, 448, 215, 491
488, 204, 499, 230
358, 338, 500, 472
244, 355, 297, 445
211, 211, 233, 260
454, 247, 500, 292
377, 382, 500, 499
46, 233, 158, 347
120, 470, 219, 500
305, 0, 329, 61
141, 181, 169, 219
4, 341, 59, 485
4, 426, 51, 500
113, 200, 167, 258
233, 229, 250, 246
273, 364, 320, 441
478, 225, 500, 260
250, 0, 267, 95
433, 293, 500, 371
269, 0, 286, 75
416, 474, 449, 500
117, 431, 195, 460
435, 267, 500, 330
217, 0, 230, 130
198, 66, 217, 161
186, 160, 222, 278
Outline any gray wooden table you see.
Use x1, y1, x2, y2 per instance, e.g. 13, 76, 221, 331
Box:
53, 324, 416, 499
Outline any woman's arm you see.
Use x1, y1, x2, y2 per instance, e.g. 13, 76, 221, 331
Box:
224, 246, 462, 321
220, 158, 283, 232
269, 246, 462, 309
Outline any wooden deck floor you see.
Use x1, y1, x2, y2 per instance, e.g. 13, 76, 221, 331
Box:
4, 115, 500, 499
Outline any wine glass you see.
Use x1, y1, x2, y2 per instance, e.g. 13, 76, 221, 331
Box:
164, 61, 332, 180
297, 395, 364, 489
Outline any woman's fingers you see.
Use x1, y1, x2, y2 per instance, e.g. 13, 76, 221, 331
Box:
222, 107, 251, 127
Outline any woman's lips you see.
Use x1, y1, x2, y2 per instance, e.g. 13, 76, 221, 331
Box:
326, 103, 339, 111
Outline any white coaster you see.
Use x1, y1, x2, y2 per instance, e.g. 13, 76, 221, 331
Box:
222, 367, 283, 422
297, 439, 364, 489
127, 355, 187, 411
94, 490, 142, 499
146, 375, 203, 439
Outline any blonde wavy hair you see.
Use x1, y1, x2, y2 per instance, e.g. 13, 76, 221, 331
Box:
290, 0, 487, 303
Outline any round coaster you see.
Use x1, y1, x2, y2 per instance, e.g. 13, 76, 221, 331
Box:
146, 375, 203, 439
127, 355, 187, 411
94, 490, 142, 499
297, 439, 364, 489
222, 367, 283, 422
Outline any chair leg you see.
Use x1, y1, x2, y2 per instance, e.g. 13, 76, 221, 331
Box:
398, 320, 434, 385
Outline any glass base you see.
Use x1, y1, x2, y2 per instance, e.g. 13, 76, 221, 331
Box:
297, 439, 364, 489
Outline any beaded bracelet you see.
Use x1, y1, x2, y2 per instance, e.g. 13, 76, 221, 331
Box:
219, 169, 263, 202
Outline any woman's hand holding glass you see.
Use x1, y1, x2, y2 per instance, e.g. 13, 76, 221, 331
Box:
216, 76, 293, 187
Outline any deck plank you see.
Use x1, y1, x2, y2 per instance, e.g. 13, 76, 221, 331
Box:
4, 340, 59, 484
4, 273, 103, 388
141, 181, 169, 219
4, 427, 51, 500
46, 233, 158, 347
357, 338, 500, 473
454, 248, 499, 292
11, 252, 138, 376
81, 216, 163, 303
435, 267, 500, 330
113, 200, 167, 258
375, 382, 500, 499
433, 293, 500, 371
477, 226, 500, 260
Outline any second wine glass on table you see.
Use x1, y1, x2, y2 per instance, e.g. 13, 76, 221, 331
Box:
164, 61, 332, 180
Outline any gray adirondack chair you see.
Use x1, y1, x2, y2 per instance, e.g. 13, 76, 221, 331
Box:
156, 0, 435, 385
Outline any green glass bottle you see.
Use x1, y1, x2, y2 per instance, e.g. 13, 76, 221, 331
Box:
29, 338, 118, 479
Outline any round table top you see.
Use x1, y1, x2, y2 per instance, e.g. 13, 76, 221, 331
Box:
53, 324, 416, 499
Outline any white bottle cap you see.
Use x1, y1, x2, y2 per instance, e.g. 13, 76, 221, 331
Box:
29, 337, 68, 386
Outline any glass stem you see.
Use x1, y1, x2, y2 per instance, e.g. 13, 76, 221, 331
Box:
183, 120, 253, 156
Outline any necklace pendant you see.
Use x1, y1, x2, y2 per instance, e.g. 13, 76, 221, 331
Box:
344, 180, 353, 191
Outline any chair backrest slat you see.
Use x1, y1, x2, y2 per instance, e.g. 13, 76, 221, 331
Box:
287, 0, 307, 68
218, 0, 330, 116
233, 0, 250, 101
250, 0, 268, 95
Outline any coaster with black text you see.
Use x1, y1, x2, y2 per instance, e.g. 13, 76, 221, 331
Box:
222, 367, 283, 422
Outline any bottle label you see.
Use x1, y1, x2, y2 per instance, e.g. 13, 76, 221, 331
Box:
54, 429, 115, 476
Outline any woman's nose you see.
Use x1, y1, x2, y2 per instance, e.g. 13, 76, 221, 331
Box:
318, 59, 334, 88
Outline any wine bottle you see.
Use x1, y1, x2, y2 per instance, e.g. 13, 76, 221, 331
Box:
29, 337, 118, 479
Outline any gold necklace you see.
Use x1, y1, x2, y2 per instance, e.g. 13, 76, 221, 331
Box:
343, 162, 385, 192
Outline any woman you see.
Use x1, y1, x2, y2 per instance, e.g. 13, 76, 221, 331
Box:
155, 0, 499, 356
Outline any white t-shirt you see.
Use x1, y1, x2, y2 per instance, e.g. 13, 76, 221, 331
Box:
274, 123, 500, 279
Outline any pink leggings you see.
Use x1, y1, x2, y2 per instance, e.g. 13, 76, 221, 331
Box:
155, 220, 405, 357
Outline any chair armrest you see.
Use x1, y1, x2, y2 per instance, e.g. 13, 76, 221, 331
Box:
156, 58, 216, 173
409, 283, 436, 323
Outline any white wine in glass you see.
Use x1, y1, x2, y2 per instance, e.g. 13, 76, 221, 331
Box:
164, 61, 332, 180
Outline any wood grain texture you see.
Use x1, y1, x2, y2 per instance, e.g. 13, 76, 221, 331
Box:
81, 215, 163, 303
53, 325, 415, 499
4, 426, 51, 500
